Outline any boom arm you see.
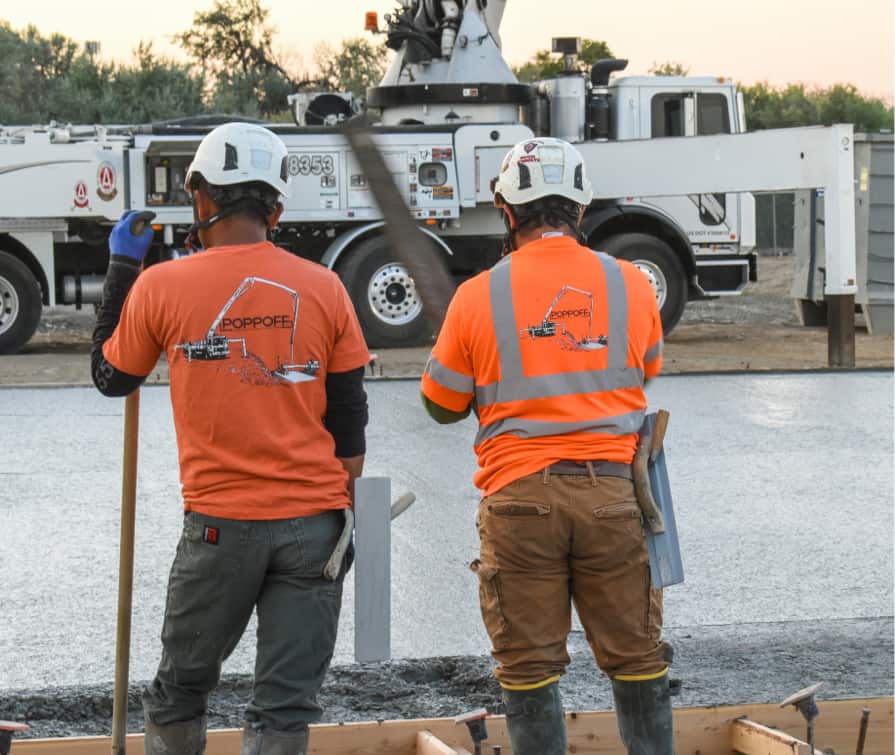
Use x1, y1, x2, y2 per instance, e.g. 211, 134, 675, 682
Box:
480, 125, 858, 296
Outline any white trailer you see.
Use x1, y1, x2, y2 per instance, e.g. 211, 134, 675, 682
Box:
0, 0, 856, 357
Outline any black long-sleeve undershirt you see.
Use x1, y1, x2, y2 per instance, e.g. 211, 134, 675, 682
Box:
91, 256, 146, 397
324, 367, 368, 457
91, 258, 368, 456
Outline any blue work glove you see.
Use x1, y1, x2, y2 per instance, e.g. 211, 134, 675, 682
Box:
109, 210, 156, 262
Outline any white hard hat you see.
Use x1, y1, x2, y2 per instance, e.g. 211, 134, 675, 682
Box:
493, 137, 592, 207
184, 122, 290, 198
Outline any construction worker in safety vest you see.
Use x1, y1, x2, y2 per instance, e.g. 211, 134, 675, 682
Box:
420, 137, 672, 755
91, 123, 370, 755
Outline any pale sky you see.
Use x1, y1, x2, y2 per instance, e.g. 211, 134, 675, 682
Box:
3, 0, 893, 101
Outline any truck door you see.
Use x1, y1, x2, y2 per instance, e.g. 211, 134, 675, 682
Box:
638, 88, 743, 246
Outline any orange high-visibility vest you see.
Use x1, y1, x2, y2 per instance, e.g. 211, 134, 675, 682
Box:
421, 234, 663, 495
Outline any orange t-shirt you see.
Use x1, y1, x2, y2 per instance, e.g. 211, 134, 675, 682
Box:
103, 241, 370, 519
421, 234, 663, 496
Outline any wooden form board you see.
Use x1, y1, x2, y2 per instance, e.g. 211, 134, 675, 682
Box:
416, 730, 472, 755
731, 719, 817, 755
13, 697, 892, 755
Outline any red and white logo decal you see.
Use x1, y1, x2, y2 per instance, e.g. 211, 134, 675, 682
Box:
97, 161, 117, 200
523, 142, 538, 153
73, 180, 89, 209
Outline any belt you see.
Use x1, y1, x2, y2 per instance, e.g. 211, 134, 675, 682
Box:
547, 460, 633, 480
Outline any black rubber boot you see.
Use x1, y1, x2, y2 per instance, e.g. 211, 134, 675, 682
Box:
611, 674, 675, 755
143, 715, 207, 755
239, 726, 309, 755
501, 682, 567, 755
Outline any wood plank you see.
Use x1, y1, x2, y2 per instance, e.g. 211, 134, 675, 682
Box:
731, 719, 811, 755
12, 697, 893, 755
416, 730, 457, 755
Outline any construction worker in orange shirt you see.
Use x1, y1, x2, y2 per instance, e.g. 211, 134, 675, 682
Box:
92, 123, 369, 755
421, 137, 672, 755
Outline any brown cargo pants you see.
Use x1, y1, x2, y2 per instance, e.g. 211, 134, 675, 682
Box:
472, 467, 670, 688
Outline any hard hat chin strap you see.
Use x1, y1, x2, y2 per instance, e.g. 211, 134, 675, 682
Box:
500, 206, 520, 257
185, 203, 229, 253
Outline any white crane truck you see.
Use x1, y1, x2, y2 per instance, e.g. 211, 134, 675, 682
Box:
0, 0, 856, 355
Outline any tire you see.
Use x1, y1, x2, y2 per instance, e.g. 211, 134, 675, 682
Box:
0, 251, 42, 355
597, 233, 687, 334
336, 235, 432, 348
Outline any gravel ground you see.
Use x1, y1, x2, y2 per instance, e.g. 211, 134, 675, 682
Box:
4, 619, 892, 739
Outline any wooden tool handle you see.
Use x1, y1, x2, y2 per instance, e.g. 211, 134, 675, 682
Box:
649, 409, 670, 464
112, 390, 140, 755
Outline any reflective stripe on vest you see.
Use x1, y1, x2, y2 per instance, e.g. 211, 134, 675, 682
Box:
644, 337, 663, 364
474, 251, 645, 446
424, 354, 474, 394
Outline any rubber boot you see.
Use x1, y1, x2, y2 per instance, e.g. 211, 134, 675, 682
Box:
501, 682, 567, 755
611, 674, 675, 755
143, 715, 207, 755
239, 726, 309, 755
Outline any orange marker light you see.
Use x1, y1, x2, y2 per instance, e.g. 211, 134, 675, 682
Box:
365, 12, 379, 32
151, 224, 163, 231
425, 219, 437, 226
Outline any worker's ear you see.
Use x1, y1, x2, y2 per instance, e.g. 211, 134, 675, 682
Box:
193, 189, 217, 221
267, 202, 284, 230
495, 198, 517, 230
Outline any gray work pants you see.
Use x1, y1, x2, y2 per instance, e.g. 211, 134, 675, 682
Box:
142, 509, 348, 733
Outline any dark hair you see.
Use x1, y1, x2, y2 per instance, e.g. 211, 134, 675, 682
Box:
188, 174, 280, 225
511, 196, 584, 235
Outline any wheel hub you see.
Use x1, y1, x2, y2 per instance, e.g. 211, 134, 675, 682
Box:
632, 260, 668, 310
367, 263, 422, 326
0, 274, 20, 337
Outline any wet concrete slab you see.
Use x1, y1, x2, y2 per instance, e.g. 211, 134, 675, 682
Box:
1, 372, 892, 690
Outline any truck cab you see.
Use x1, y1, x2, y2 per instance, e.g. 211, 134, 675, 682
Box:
610, 75, 757, 300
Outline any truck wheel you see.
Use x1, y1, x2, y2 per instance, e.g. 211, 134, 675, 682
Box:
598, 233, 687, 334
0, 251, 42, 355
337, 235, 432, 348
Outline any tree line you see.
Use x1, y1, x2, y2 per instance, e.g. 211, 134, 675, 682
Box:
0, 0, 386, 124
1, 3, 891, 133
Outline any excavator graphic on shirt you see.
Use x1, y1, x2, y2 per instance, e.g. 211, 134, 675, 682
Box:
174, 276, 319, 384
520, 285, 608, 352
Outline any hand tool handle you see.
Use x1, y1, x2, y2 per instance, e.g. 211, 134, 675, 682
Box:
324, 491, 416, 581
324, 508, 355, 581
128, 211, 156, 237
112, 390, 140, 755
390, 492, 416, 520
648, 409, 670, 465
341, 118, 454, 330
633, 434, 666, 534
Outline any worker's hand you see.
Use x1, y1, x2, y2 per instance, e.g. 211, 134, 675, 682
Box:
110, 210, 156, 262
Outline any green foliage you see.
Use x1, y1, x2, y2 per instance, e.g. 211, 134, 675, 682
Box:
107, 43, 207, 123
740, 81, 893, 132
0, 21, 207, 124
174, 0, 310, 117
513, 38, 614, 83
315, 37, 388, 99
649, 61, 690, 76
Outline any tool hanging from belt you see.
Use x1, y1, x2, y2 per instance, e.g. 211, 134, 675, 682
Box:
323, 491, 416, 580
634, 410, 684, 588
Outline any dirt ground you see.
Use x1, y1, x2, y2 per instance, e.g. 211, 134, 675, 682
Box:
3, 255, 893, 385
